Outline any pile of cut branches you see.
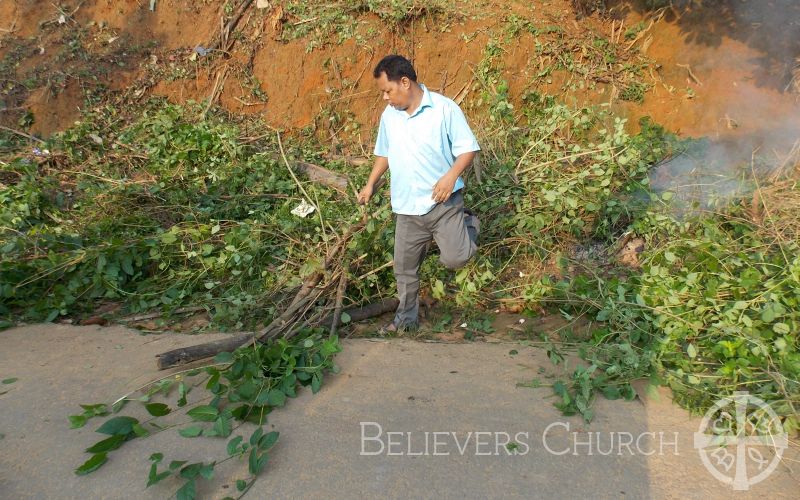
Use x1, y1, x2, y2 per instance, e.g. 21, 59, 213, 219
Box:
155, 196, 398, 369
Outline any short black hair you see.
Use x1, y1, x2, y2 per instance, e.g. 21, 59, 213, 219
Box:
373, 55, 417, 82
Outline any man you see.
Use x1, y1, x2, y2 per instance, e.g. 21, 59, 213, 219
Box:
357, 54, 481, 333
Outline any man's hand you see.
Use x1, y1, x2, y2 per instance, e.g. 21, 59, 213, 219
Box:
431, 172, 458, 203
359, 156, 389, 205
357, 183, 374, 205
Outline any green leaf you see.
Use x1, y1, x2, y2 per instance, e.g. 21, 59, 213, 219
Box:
227, 436, 243, 455
145, 403, 171, 417
96, 416, 139, 436
236, 479, 248, 492
180, 463, 203, 480
147, 468, 171, 488
69, 415, 88, 429
80, 404, 109, 416
601, 386, 621, 400
267, 389, 286, 408
432, 279, 445, 299
248, 448, 266, 475
237, 380, 258, 400
176, 479, 196, 500
160, 231, 177, 244
303, 338, 314, 348
169, 460, 187, 471
320, 339, 340, 357
2, 378, 18, 384
75, 453, 108, 475
311, 373, 322, 394
214, 352, 234, 363
340, 312, 351, 324
249, 427, 263, 446
205, 371, 221, 392
187, 405, 219, 422
85, 434, 127, 453
199, 463, 215, 480
177, 382, 188, 407
121, 256, 134, 276
259, 431, 279, 451
773, 323, 790, 335
179, 426, 203, 438
686, 344, 697, 359
147, 455, 171, 488
132, 423, 150, 437
213, 416, 232, 438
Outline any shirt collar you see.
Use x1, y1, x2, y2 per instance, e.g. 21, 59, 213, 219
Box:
408, 84, 433, 118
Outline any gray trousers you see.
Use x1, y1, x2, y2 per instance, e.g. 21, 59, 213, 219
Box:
393, 190, 479, 328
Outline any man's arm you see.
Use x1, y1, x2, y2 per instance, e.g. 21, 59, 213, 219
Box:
431, 151, 476, 203
357, 156, 389, 205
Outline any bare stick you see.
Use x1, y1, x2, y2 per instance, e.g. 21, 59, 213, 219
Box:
202, 65, 229, 117
329, 264, 349, 337
0, 125, 45, 143
210, 0, 255, 50
677, 64, 703, 86
276, 131, 317, 209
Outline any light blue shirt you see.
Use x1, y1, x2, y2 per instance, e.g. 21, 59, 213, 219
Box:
374, 84, 481, 215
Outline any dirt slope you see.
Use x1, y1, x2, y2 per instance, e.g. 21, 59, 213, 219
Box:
2, 0, 798, 142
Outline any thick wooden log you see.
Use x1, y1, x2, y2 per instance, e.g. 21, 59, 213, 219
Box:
156, 333, 254, 370
294, 161, 349, 192
155, 298, 399, 370
316, 298, 398, 329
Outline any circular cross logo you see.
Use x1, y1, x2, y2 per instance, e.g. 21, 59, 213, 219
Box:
693, 391, 788, 490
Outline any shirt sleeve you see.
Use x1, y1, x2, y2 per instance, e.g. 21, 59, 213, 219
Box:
446, 102, 481, 157
373, 112, 389, 157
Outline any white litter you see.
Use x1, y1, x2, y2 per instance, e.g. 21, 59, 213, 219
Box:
459, 322, 468, 328
290, 199, 316, 218
256, 0, 271, 8
58, 14, 66, 24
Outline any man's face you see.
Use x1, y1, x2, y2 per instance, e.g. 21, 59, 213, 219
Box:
376, 72, 411, 110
